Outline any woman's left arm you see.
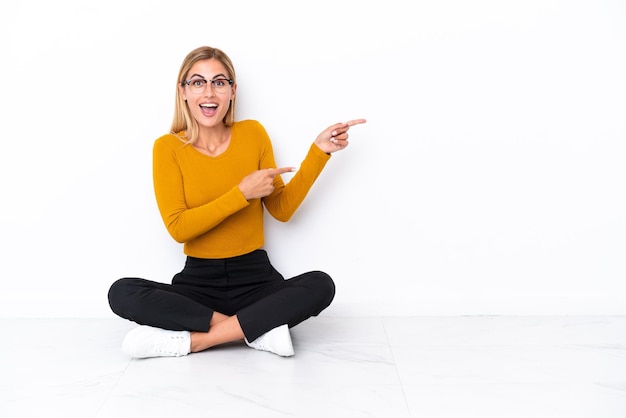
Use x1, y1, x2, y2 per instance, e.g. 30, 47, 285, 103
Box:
263, 119, 366, 222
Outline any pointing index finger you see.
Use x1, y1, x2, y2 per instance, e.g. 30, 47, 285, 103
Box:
345, 118, 367, 127
268, 167, 296, 176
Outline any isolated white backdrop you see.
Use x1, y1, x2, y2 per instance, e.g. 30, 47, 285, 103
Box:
0, 0, 624, 317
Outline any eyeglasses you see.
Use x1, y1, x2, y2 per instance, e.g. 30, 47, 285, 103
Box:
182, 78, 233, 94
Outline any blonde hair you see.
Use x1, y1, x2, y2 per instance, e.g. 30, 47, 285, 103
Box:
170, 46, 237, 144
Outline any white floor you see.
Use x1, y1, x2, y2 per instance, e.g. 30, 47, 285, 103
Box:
1, 316, 625, 417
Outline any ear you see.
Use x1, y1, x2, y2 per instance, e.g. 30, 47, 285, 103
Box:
179, 83, 187, 101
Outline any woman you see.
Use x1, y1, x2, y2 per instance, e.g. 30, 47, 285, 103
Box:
108, 46, 366, 358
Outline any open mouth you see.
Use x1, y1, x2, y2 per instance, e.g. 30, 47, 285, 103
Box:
199, 103, 218, 117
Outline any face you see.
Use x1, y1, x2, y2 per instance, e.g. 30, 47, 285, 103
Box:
180, 59, 236, 129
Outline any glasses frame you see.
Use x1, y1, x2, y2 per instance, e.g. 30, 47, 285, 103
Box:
181, 77, 234, 94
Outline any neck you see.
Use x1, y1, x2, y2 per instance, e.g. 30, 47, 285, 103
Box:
194, 126, 231, 156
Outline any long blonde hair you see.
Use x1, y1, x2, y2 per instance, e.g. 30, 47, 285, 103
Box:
170, 46, 237, 144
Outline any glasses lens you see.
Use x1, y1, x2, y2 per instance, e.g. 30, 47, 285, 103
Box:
187, 79, 207, 94
212, 78, 230, 92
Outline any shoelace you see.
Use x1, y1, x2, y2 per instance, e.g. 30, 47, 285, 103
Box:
152, 334, 187, 355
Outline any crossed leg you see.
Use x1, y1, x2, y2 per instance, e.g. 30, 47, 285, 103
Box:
190, 312, 244, 352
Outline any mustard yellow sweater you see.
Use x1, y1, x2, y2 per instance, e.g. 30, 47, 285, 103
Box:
152, 119, 331, 258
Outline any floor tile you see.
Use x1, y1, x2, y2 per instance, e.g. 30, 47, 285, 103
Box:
1, 316, 625, 417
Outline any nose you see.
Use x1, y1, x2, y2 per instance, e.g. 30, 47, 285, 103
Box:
204, 85, 216, 97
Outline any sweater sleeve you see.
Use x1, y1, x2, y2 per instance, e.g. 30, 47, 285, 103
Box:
262, 142, 331, 222
152, 135, 250, 243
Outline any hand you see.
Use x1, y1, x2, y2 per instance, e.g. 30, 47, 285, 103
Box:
238, 167, 295, 200
314, 119, 367, 154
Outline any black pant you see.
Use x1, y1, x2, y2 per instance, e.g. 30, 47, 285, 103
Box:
108, 249, 335, 341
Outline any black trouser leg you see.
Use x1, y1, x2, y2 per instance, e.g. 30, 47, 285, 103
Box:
108, 278, 214, 332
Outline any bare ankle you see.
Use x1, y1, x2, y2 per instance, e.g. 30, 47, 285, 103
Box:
190, 317, 245, 353
190, 331, 209, 353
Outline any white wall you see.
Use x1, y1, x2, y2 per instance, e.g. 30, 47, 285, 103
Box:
1, 0, 624, 318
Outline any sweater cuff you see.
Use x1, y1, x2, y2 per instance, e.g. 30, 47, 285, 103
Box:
310, 143, 332, 160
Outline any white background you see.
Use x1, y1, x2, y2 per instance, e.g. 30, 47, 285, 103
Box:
0, 0, 624, 318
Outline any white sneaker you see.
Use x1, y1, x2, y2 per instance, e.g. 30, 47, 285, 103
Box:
245, 324, 294, 357
122, 325, 191, 358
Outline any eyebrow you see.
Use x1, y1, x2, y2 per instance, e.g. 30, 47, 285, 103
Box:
188, 73, 229, 80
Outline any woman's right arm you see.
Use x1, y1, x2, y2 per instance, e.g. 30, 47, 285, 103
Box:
152, 137, 249, 243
